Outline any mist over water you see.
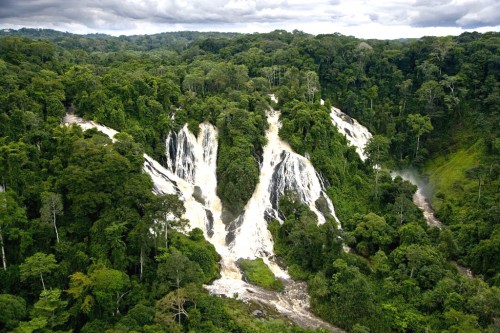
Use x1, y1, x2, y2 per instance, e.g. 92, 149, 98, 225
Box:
391, 169, 443, 229
391, 168, 434, 200
325, 106, 443, 230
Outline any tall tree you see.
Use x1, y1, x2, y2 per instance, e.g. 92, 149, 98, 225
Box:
398, 79, 412, 116
155, 288, 190, 327
155, 252, 204, 295
365, 135, 390, 198
406, 114, 433, 157
305, 70, 319, 103
19, 252, 58, 291
30, 289, 69, 330
465, 165, 486, 203
40, 192, 63, 243
149, 194, 186, 249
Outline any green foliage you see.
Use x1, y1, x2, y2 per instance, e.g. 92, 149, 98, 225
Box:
347, 213, 395, 256
67, 265, 130, 318
217, 107, 267, 214
169, 229, 220, 283
278, 100, 375, 221
155, 252, 204, 295
365, 135, 390, 168
238, 258, 284, 291
19, 252, 58, 291
0, 294, 26, 330
423, 138, 499, 282
0, 189, 28, 270
30, 289, 69, 329
406, 113, 433, 157
0, 29, 498, 333
271, 193, 343, 276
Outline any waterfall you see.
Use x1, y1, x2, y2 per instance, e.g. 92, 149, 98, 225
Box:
64, 113, 344, 332
329, 106, 372, 161
164, 123, 241, 278
324, 106, 446, 231
205, 109, 344, 332
225, 110, 340, 261
162, 110, 339, 263
64, 114, 219, 238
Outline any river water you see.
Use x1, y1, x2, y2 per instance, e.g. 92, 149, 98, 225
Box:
327, 108, 475, 279
390, 170, 443, 229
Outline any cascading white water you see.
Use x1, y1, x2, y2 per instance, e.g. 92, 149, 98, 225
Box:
329, 106, 372, 161
327, 108, 473, 280
64, 114, 218, 237
325, 106, 445, 231
64, 113, 344, 332
225, 110, 340, 262
163, 109, 343, 331
164, 123, 242, 279
204, 109, 344, 332
166, 125, 196, 184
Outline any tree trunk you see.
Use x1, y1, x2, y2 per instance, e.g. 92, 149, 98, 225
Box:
489, 163, 494, 185
164, 219, 168, 249
40, 272, 46, 291
52, 209, 59, 243
140, 247, 144, 281
415, 135, 420, 157
0, 230, 6, 271
115, 291, 129, 315
177, 291, 182, 324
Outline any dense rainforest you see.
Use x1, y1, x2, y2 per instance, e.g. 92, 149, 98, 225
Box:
0, 28, 498, 333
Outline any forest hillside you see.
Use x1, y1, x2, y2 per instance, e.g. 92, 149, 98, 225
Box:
0, 28, 498, 333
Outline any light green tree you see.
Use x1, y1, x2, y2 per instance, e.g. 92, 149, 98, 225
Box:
465, 165, 486, 203
20, 252, 58, 291
156, 288, 190, 326
366, 85, 378, 111
67, 266, 130, 317
305, 70, 319, 103
30, 289, 69, 329
406, 114, 433, 157
416, 80, 444, 115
